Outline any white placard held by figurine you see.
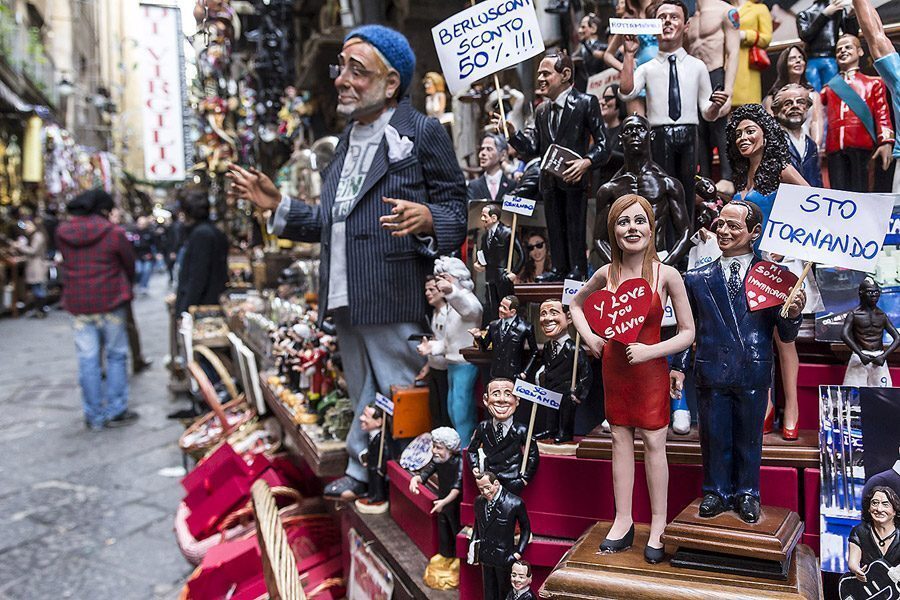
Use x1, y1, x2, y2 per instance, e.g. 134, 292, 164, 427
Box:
502, 195, 536, 217
375, 392, 394, 416
432, 0, 545, 95
758, 184, 894, 273
561, 279, 585, 307
513, 378, 562, 410
608, 18, 663, 35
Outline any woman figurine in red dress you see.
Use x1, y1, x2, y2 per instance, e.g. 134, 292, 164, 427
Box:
571, 194, 695, 564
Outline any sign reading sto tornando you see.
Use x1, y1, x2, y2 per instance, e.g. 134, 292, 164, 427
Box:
758, 184, 894, 273
432, 0, 545, 95
138, 4, 188, 182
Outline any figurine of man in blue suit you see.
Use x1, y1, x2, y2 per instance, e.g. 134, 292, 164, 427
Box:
670, 201, 806, 524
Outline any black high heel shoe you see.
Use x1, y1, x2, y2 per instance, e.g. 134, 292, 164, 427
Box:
599, 524, 635, 553
644, 544, 665, 564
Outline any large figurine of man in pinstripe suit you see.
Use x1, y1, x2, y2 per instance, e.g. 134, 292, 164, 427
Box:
229, 25, 468, 500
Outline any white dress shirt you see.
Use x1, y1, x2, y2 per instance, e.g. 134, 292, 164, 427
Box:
620, 47, 715, 127
485, 170, 503, 200
720, 252, 754, 283
492, 416, 514, 439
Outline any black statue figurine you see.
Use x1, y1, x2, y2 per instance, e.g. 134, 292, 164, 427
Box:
469, 296, 538, 382
474, 204, 524, 324
595, 114, 692, 267
354, 401, 391, 513
841, 277, 900, 387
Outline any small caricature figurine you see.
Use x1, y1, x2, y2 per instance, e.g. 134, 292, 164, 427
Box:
844, 486, 900, 591
473, 204, 523, 324
410, 427, 464, 590
506, 559, 536, 600
466, 379, 539, 495
522, 299, 592, 443
842, 278, 899, 387
796, 0, 860, 91
471, 471, 531, 600
355, 401, 390, 513
469, 296, 537, 382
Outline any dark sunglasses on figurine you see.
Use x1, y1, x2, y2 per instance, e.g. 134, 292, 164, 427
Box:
526, 242, 545, 251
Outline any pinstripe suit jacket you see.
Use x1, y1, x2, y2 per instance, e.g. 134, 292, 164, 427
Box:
279, 100, 467, 325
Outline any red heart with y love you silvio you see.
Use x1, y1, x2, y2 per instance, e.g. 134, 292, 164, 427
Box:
583, 278, 652, 344
745, 261, 799, 312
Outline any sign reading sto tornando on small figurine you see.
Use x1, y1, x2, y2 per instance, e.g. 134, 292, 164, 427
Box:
431, 0, 545, 95
759, 184, 895, 273
583, 278, 652, 344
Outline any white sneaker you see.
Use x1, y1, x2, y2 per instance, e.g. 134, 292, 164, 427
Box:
601, 419, 611, 433
672, 410, 691, 435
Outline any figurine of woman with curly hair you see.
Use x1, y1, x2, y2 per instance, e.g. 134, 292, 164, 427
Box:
726, 103, 810, 441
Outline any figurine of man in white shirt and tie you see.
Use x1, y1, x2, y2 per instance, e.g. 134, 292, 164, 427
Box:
619, 0, 729, 222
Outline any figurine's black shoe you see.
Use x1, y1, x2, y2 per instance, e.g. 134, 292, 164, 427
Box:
599, 524, 634, 553
644, 544, 665, 564
736, 494, 761, 524
535, 269, 564, 283
553, 432, 574, 444
698, 493, 728, 518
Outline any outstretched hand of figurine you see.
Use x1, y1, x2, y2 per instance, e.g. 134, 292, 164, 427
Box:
431, 496, 453, 514
785, 289, 807, 319
669, 370, 685, 399
873, 144, 893, 171
409, 474, 422, 494
227, 164, 281, 211
380, 197, 434, 237
584, 334, 606, 359
490, 112, 515, 137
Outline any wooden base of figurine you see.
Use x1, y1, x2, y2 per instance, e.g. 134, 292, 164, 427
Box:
539, 521, 822, 599
355, 499, 390, 515
423, 555, 460, 590
661, 499, 803, 580
537, 439, 578, 456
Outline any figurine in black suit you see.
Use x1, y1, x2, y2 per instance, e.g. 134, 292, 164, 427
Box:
471, 471, 531, 600
355, 402, 391, 514
467, 134, 517, 203
466, 379, 540, 495
409, 427, 463, 562
507, 559, 535, 600
523, 299, 592, 443
474, 205, 524, 323
469, 296, 537, 381
496, 51, 610, 282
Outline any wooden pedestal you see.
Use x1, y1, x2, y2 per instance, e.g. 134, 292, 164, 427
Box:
662, 500, 804, 580
539, 522, 823, 599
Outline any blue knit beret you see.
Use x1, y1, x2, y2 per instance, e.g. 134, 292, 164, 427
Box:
345, 25, 415, 95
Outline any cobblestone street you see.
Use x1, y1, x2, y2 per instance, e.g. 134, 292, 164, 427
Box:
0, 274, 192, 599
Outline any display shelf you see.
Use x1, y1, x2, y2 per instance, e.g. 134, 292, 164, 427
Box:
260, 375, 347, 479
341, 500, 459, 600
512, 282, 565, 304
577, 426, 820, 470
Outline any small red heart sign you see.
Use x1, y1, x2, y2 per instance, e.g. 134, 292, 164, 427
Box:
584, 278, 652, 344
745, 261, 799, 312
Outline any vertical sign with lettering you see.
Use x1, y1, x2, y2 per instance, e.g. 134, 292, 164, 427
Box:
138, 4, 187, 182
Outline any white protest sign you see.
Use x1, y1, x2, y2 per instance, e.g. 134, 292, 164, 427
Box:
586, 68, 620, 101
513, 378, 562, 410
375, 392, 394, 416
561, 279, 584, 306
758, 184, 894, 273
608, 18, 662, 35
502, 194, 536, 217
433, 0, 545, 95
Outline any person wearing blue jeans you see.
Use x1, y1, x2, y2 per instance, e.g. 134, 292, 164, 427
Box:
74, 307, 130, 429
135, 258, 154, 293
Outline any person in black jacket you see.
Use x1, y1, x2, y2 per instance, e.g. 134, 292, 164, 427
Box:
467, 135, 517, 203
466, 379, 539, 495
355, 401, 391, 513
174, 193, 229, 316
495, 51, 610, 282
507, 559, 535, 600
409, 427, 463, 566
472, 471, 531, 600
796, 0, 859, 91
474, 205, 524, 323
469, 296, 537, 382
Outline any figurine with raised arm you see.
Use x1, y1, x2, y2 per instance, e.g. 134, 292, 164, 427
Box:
841, 278, 899, 387
595, 114, 691, 267
506, 559, 535, 600
474, 205, 524, 324
572, 194, 695, 563
471, 471, 531, 600
797, 0, 859, 91
410, 427, 464, 590
355, 401, 391, 513
469, 296, 537, 381
522, 299, 592, 444
466, 378, 540, 495
670, 200, 805, 524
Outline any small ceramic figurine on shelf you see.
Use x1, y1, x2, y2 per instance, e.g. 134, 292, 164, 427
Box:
423, 72, 448, 120
797, 0, 859, 91
410, 427, 463, 590
467, 135, 516, 203
844, 486, 900, 590
354, 401, 390, 513
670, 200, 806, 524
522, 299, 592, 444
469, 296, 537, 382
572, 194, 695, 564
506, 559, 535, 600
841, 278, 899, 388
471, 471, 531, 600
473, 204, 523, 323
466, 379, 540, 495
